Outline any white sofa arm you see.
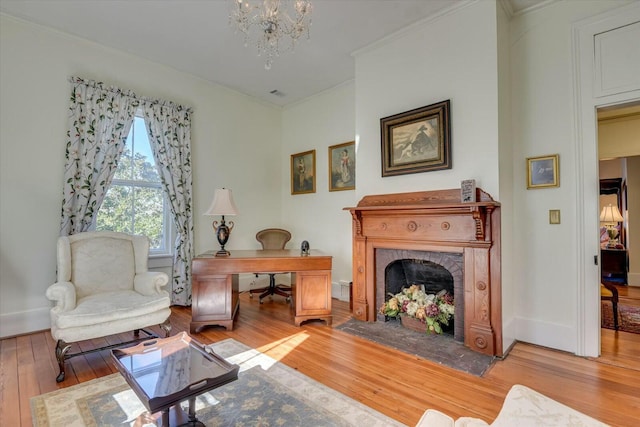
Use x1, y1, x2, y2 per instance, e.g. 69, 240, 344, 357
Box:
134, 271, 170, 296
46, 281, 77, 312
415, 409, 455, 427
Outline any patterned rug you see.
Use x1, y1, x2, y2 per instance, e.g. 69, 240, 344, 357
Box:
601, 302, 640, 334
31, 338, 405, 427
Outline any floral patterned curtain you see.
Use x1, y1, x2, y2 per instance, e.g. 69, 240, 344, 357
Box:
60, 77, 138, 235
142, 101, 194, 306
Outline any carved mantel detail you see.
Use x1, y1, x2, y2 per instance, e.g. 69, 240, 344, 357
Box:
345, 188, 503, 357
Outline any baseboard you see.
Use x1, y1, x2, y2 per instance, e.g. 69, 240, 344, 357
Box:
627, 272, 640, 287
513, 316, 575, 354
331, 281, 350, 302
0, 307, 51, 339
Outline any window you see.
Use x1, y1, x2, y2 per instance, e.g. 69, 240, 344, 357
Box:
95, 115, 172, 256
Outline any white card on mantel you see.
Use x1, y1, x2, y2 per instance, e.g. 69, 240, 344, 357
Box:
461, 179, 476, 203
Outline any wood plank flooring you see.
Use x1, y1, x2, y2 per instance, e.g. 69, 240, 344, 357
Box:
2, 292, 640, 426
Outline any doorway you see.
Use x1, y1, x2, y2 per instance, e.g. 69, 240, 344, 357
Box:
597, 104, 640, 367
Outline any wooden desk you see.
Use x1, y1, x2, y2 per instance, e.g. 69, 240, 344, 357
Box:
191, 250, 332, 332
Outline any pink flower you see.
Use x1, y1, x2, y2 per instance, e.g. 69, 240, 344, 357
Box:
425, 302, 440, 318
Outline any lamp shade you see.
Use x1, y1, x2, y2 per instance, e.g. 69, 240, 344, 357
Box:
204, 188, 239, 216
599, 204, 623, 223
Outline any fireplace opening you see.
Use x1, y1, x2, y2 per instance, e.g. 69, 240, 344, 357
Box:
376, 249, 464, 341
385, 259, 454, 297
383, 259, 455, 335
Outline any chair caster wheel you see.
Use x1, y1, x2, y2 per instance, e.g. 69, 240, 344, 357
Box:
259, 300, 264, 304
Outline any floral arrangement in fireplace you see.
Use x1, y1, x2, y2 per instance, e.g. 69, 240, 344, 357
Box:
378, 284, 454, 334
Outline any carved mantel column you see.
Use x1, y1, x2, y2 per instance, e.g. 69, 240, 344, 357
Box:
345, 188, 503, 357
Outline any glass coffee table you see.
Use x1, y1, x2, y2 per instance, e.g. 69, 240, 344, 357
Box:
112, 332, 239, 426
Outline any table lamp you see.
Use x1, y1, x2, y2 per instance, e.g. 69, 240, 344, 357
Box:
204, 188, 239, 257
600, 204, 623, 248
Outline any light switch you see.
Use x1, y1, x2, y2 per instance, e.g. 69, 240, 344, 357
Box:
549, 209, 561, 224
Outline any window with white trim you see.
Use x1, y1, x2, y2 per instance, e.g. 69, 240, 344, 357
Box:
95, 115, 172, 256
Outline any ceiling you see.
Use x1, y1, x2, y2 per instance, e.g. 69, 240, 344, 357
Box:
0, 0, 551, 107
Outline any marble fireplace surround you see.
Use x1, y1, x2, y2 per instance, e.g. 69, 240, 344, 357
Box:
346, 188, 503, 357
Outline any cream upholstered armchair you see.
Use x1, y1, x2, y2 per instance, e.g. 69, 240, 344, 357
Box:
46, 231, 171, 382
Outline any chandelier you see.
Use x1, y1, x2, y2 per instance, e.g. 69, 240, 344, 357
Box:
229, 0, 313, 70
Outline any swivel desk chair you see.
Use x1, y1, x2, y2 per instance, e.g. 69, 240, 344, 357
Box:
249, 228, 292, 303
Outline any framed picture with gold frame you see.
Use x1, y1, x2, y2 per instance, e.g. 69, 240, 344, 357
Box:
380, 99, 451, 177
526, 154, 559, 189
328, 141, 355, 191
291, 149, 316, 195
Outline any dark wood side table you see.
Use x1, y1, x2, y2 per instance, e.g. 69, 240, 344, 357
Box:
601, 248, 628, 284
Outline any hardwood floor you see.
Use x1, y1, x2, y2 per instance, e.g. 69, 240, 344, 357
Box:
2, 292, 640, 426
614, 282, 640, 306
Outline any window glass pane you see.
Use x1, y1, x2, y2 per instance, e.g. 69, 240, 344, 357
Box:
96, 185, 133, 234
133, 186, 164, 249
132, 117, 160, 182
114, 125, 134, 180
95, 115, 169, 254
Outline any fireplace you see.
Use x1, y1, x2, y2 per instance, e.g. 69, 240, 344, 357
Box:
377, 250, 463, 341
346, 188, 503, 356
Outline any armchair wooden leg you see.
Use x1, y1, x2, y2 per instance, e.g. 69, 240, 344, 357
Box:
612, 301, 619, 330
160, 318, 172, 337
55, 340, 72, 383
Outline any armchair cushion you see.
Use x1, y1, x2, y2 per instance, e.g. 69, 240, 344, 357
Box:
54, 290, 170, 330
66, 235, 136, 299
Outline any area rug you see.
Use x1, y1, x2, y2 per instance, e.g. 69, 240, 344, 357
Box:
31, 338, 405, 427
601, 301, 640, 334
335, 318, 494, 377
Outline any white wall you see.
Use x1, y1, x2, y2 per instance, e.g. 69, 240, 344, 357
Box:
281, 83, 357, 296
0, 15, 282, 337
509, 0, 632, 352
354, 1, 500, 199
497, 1, 516, 351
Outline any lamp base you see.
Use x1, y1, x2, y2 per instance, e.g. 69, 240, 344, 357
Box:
215, 249, 230, 257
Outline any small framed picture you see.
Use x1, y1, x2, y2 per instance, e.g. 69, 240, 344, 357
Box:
527, 154, 559, 189
291, 149, 316, 195
328, 141, 355, 191
380, 99, 451, 177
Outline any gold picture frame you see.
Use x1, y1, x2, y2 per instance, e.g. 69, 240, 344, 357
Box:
328, 141, 355, 191
380, 99, 451, 177
291, 149, 316, 195
527, 154, 559, 189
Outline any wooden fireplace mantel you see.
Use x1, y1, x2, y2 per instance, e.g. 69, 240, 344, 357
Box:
344, 188, 503, 356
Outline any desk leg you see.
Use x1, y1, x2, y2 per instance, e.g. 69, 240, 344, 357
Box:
190, 273, 239, 332
292, 270, 333, 326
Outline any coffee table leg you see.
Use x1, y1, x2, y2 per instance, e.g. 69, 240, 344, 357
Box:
175, 397, 204, 427
162, 409, 170, 426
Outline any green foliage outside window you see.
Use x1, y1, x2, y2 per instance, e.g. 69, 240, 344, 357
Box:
96, 118, 166, 250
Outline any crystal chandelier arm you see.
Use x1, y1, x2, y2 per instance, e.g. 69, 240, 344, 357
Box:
229, 0, 312, 69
